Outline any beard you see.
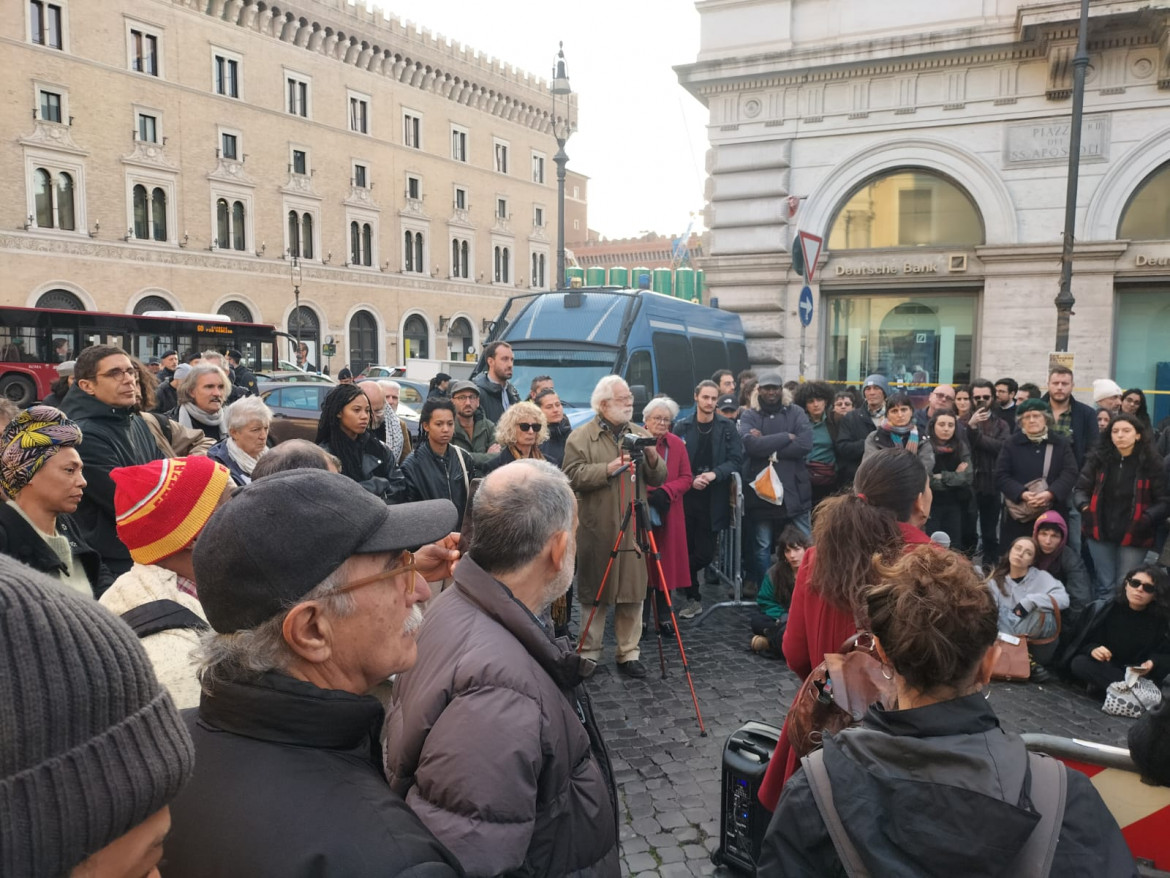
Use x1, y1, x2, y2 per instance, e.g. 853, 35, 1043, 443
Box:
605, 403, 634, 426
537, 532, 576, 616
401, 604, 424, 637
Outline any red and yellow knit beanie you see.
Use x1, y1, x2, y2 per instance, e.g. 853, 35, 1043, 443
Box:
112, 457, 231, 565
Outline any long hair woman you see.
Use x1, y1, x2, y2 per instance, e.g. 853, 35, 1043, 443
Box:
986, 536, 1069, 681
757, 546, 1134, 877
1073, 411, 1169, 599
925, 409, 972, 550
750, 525, 811, 656
315, 383, 401, 502
756, 448, 935, 808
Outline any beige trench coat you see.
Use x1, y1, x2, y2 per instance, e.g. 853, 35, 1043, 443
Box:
563, 415, 667, 606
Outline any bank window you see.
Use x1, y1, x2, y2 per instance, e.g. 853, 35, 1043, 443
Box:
824, 293, 976, 387
1119, 161, 1170, 240
827, 169, 983, 250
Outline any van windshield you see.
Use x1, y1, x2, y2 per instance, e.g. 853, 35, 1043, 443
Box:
510, 347, 619, 409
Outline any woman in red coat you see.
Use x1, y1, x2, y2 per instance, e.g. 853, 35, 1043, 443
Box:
757, 447, 934, 810
643, 397, 693, 634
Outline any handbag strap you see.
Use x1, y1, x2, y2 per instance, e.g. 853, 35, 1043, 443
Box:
1028, 593, 1063, 647
1040, 442, 1054, 482
802, 749, 871, 878
1009, 753, 1067, 877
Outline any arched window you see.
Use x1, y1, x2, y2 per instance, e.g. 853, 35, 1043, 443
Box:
287, 210, 300, 258
218, 300, 253, 323
361, 223, 372, 267
231, 201, 245, 250
133, 185, 149, 239
452, 239, 460, 276
1119, 162, 1170, 240
300, 212, 313, 259
348, 309, 378, 374
447, 317, 473, 361
349, 222, 373, 267
151, 188, 167, 241
494, 245, 510, 283
217, 199, 231, 247
414, 231, 424, 272
287, 306, 319, 341
36, 289, 85, 310
351, 222, 361, 264
402, 314, 428, 359
404, 230, 424, 273
34, 168, 53, 228
56, 172, 75, 230
827, 169, 983, 250
133, 295, 173, 315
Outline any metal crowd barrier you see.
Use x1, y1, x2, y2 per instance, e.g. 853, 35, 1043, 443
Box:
695, 472, 754, 625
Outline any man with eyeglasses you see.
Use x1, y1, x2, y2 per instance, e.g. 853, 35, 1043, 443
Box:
450, 379, 499, 468
164, 469, 464, 877
967, 378, 1012, 571
62, 344, 165, 577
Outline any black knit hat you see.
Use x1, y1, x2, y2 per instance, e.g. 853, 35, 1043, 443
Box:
0, 556, 194, 876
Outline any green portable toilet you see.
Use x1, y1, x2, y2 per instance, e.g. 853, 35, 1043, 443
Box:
608, 266, 629, 288
586, 266, 606, 286
696, 269, 705, 304
652, 268, 672, 297
676, 267, 697, 302
565, 267, 585, 288
632, 267, 652, 290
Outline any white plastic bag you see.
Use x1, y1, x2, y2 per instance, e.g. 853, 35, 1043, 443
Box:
749, 453, 784, 506
1102, 667, 1163, 718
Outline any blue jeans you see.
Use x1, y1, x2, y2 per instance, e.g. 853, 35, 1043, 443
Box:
1065, 505, 1083, 554
751, 512, 811, 584
1086, 539, 1148, 600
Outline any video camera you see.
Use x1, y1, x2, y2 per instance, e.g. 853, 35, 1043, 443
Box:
620, 433, 656, 458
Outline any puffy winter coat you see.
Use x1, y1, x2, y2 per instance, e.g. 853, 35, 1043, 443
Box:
739, 403, 813, 521
385, 556, 620, 877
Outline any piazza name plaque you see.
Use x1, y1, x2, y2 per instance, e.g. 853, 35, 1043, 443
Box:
1004, 114, 1110, 167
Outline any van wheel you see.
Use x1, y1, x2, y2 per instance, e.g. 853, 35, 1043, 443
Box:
0, 374, 36, 407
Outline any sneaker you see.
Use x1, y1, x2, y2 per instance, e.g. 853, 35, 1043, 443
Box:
678, 600, 702, 620
617, 659, 647, 678
1029, 659, 1052, 683
751, 635, 770, 653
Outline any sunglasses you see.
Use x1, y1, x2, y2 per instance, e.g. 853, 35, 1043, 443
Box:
1125, 577, 1156, 594
517, 422, 541, 432
336, 551, 417, 596
972, 394, 992, 401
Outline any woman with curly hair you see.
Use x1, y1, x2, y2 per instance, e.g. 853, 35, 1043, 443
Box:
483, 400, 547, 473
1063, 564, 1170, 696
315, 383, 402, 502
758, 546, 1134, 877
794, 381, 839, 505
1073, 411, 1169, 598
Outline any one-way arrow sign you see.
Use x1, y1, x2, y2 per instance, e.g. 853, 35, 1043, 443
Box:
799, 285, 814, 327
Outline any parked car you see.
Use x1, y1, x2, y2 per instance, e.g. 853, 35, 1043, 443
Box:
254, 370, 336, 384
357, 364, 406, 380
260, 380, 421, 446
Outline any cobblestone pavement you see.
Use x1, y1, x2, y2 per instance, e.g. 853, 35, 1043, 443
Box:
579, 582, 1137, 877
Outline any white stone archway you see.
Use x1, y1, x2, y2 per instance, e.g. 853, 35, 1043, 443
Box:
27, 281, 97, 311
1085, 126, 1170, 241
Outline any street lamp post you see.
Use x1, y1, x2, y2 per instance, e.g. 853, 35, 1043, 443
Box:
290, 255, 303, 360
551, 42, 572, 291
1055, 0, 1091, 353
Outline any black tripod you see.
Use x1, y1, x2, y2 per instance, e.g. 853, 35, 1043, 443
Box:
576, 454, 707, 736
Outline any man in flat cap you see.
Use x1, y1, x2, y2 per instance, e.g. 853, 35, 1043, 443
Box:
164, 470, 464, 877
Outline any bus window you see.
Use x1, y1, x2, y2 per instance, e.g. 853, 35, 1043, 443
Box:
651, 333, 695, 404
51, 333, 74, 363
625, 350, 653, 396
690, 337, 728, 387
0, 327, 38, 363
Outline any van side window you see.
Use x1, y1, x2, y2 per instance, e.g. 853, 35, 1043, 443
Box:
690, 337, 727, 388
651, 333, 694, 404
728, 341, 750, 376
626, 349, 653, 395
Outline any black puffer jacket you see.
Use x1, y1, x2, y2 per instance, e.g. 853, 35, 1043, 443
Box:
164, 672, 463, 877
385, 556, 619, 877
757, 693, 1136, 878
61, 385, 164, 576
472, 373, 521, 425
401, 443, 473, 529
0, 503, 114, 597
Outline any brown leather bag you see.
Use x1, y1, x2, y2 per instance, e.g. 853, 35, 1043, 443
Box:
784, 633, 899, 759
991, 594, 1062, 681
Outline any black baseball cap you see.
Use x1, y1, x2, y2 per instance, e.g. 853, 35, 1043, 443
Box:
193, 469, 457, 633
717, 394, 738, 411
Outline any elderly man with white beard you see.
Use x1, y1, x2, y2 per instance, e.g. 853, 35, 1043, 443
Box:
562, 375, 667, 677
385, 460, 620, 877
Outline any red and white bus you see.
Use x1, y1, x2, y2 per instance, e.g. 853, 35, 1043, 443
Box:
0, 306, 280, 406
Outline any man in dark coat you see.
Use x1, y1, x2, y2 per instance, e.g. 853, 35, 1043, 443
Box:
674, 379, 744, 618
473, 341, 521, 424
226, 349, 258, 397
61, 344, 165, 577
967, 378, 1012, 569
835, 373, 889, 486
739, 370, 813, 585
386, 461, 620, 877
1042, 365, 1099, 554
163, 470, 464, 878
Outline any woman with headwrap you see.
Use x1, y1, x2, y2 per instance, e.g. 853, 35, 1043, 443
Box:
0, 405, 112, 597
315, 384, 404, 503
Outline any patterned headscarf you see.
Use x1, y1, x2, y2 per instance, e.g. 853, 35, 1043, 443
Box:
0, 406, 83, 497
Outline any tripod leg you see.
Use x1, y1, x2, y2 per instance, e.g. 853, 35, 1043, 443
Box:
650, 586, 666, 679
576, 502, 635, 656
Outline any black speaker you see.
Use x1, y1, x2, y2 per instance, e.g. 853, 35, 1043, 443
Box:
712, 721, 781, 872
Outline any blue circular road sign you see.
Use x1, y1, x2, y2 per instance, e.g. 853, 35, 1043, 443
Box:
798, 285, 814, 327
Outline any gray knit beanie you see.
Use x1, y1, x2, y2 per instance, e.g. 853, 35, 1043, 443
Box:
0, 556, 194, 876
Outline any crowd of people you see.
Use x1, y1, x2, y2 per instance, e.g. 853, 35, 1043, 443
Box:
1, 337, 1165, 876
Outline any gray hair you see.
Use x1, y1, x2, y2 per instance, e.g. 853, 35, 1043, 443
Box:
178, 364, 229, 405
224, 395, 273, 433
643, 396, 679, 421
201, 350, 226, 367
378, 380, 401, 393
195, 564, 355, 691
590, 375, 629, 415
468, 459, 574, 575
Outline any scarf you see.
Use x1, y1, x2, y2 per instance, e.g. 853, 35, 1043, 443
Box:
383, 403, 404, 461
879, 419, 919, 454
225, 436, 263, 477
179, 402, 222, 430
1025, 429, 1049, 444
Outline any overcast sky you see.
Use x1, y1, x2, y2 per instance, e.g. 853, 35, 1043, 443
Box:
370, 0, 710, 241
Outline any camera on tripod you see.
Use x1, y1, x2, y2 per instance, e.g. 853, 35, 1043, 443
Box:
620, 432, 656, 458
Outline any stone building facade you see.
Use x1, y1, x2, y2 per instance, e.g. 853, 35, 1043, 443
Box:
6, 0, 579, 373
678, 0, 1170, 416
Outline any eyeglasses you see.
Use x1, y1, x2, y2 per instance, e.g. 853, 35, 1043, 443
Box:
931, 391, 955, 401
517, 422, 541, 432
336, 551, 417, 596
98, 367, 137, 381
645, 415, 672, 424
610, 394, 634, 404
1125, 577, 1156, 594
972, 394, 992, 401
